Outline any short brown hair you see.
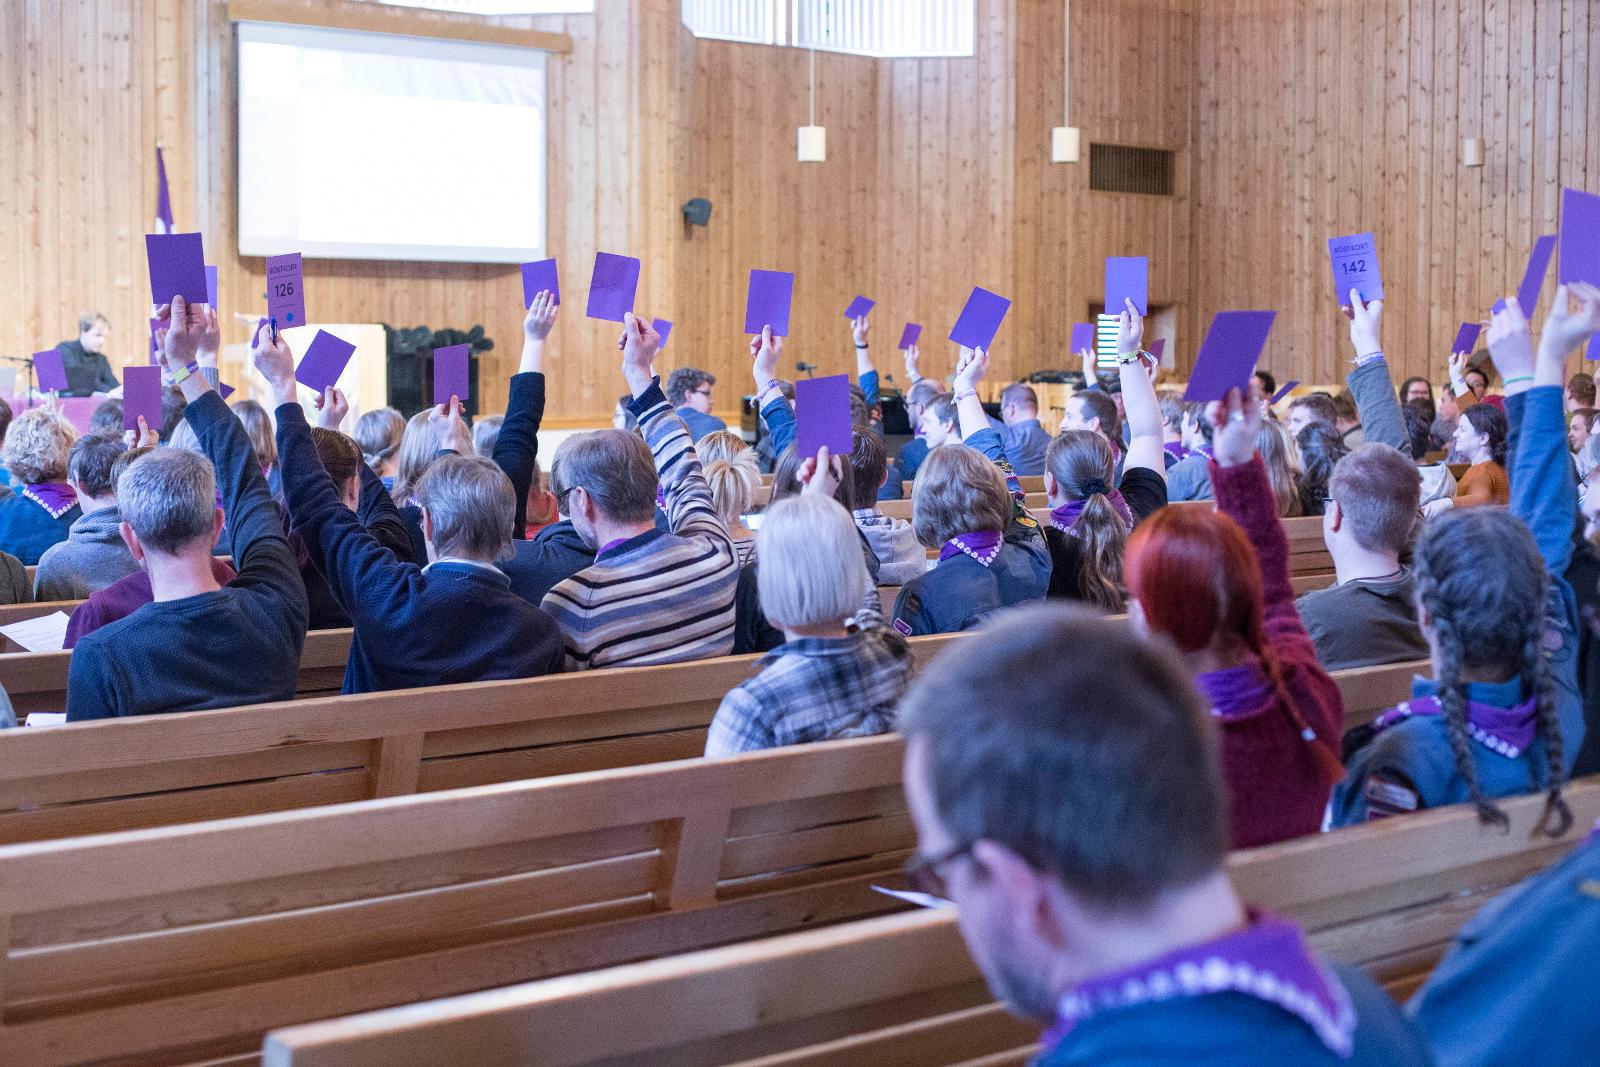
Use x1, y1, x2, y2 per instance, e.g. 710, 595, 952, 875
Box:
848, 428, 889, 506
310, 428, 363, 493
232, 400, 278, 474
1331, 390, 1359, 424
1327, 444, 1422, 554
666, 367, 715, 408
67, 433, 127, 500
901, 605, 1230, 910
560, 429, 659, 524
1568, 373, 1596, 407
1000, 383, 1038, 412
78, 311, 109, 334
1289, 392, 1337, 427
911, 444, 1011, 547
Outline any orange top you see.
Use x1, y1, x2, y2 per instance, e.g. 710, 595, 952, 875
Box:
1454, 460, 1509, 507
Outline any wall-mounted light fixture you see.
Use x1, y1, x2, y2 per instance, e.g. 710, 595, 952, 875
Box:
1051, 0, 1079, 163
798, 48, 826, 162
1461, 137, 1485, 167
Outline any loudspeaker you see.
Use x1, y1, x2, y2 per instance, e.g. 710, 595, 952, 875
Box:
682, 198, 713, 226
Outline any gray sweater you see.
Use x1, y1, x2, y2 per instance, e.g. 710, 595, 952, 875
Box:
34, 506, 140, 601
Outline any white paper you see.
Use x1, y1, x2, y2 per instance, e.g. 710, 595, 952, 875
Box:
24, 712, 66, 728
871, 884, 954, 909
0, 611, 71, 653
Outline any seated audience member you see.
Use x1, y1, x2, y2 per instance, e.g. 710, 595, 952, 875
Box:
848, 427, 924, 586
1568, 406, 1596, 461
1332, 389, 1363, 447
1406, 402, 1458, 504
1254, 367, 1277, 399
542, 314, 739, 668
1125, 383, 1344, 848
157, 384, 188, 444
1296, 445, 1426, 670
1294, 421, 1347, 516
893, 347, 1050, 635
88, 398, 122, 436
998, 383, 1051, 476
258, 333, 562, 694
1398, 375, 1434, 410
1060, 386, 1121, 460
1164, 402, 1216, 501
472, 413, 503, 457
1158, 390, 1187, 466
1432, 383, 1462, 454
698, 429, 760, 566
1427, 402, 1509, 514
900, 606, 1434, 1067
0, 408, 81, 564
1286, 392, 1336, 437
887, 345, 943, 496
353, 407, 405, 491
503, 437, 596, 605
1458, 360, 1498, 406
1258, 419, 1304, 517
389, 409, 441, 560
611, 393, 639, 433
665, 366, 727, 442
54, 311, 120, 396
0, 397, 14, 491
523, 461, 560, 538
1332, 288, 1598, 826
34, 432, 138, 599
67, 298, 309, 720
1045, 300, 1166, 607
1566, 371, 1595, 413
706, 459, 910, 757
895, 383, 957, 492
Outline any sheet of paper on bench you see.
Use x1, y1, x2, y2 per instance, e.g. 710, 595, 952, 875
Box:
0, 611, 70, 652
25, 712, 66, 728
872, 884, 953, 909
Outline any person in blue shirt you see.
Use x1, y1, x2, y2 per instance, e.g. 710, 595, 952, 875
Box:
998, 383, 1051, 476
899, 605, 1433, 1066
665, 367, 726, 442
1331, 283, 1600, 830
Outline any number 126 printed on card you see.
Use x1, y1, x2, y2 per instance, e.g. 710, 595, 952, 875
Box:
266, 253, 306, 329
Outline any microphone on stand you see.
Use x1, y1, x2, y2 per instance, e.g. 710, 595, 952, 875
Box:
795, 361, 817, 378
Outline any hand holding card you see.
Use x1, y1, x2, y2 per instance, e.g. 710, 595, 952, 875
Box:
265, 253, 306, 329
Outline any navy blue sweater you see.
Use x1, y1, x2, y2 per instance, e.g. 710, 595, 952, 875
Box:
0, 491, 79, 566
67, 390, 310, 720
275, 402, 564, 694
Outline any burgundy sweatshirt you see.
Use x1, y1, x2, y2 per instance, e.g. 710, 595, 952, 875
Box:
1202, 456, 1346, 848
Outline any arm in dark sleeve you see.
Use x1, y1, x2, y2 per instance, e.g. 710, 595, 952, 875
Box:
96, 355, 121, 393
65, 632, 120, 720
1346, 357, 1407, 452
357, 463, 418, 563
491, 371, 545, 538
761, 395, 797, 458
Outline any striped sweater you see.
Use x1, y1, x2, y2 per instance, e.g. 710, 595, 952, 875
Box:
541, 380, 739, 669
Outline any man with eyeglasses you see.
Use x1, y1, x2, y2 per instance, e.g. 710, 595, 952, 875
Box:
899, 605, 1432, 1065
666, 367, 727, 442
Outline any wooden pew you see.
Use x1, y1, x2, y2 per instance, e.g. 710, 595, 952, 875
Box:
261, 780, 1600, 1067
900, 474, 1046, 496
0, 600, 81, 628
879, 493, 1047, 522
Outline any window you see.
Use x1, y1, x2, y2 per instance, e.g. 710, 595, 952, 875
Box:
683, 0, 973, 57
375, 0, 594, 13
682, 0, 788, 46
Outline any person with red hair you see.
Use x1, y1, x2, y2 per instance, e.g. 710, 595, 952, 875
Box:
1125, 381, 1345, 848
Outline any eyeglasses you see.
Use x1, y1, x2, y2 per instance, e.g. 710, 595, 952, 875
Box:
555, 485, 579, 509
903, 840, 975, 900
691, 387, 713, 398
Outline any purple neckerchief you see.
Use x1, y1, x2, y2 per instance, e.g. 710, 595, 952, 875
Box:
1371, 693, 1538, 759
598, 537, 631, 556
1195, 656, 1278, 723
937, 529, 1003, 567
405, 495, 420, 508
1040, 912, 1355, 1060
1164, 441, 1190, 463
22, 482, 78, 520
1193, 444, 1214, 459
1049, 491, 1134, 536
656, 485, 666, 510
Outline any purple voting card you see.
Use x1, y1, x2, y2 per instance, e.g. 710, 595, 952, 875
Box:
294, 330, 356, 394
1149, 337, 1167, 362
1492, 298, 1509, 315
949, 287, 1011, 350
1269, 380, 1301, 405
219, 381, 236, 401
521, 258, 560, 307
1327, 232, 1384, 303
1590, 334, 1600, 362
433, 343, 471, 405
1070, 322, 1095, 353
1451, 322, 1483, 355
794, 373, 854, 459
148, 317, 162, 364
898, 323, 922, 350
1104, 257, 1150, 317
586, 252, 641, 322
145, 232, 208, 306
745, 270, 795, 336
1517, 234, 1557, 313
844, 295, 875, 320
205, 265, 218, 308
1183, 311, 1278, 403
652, 318, 673, 350
123, 365, 164, 431
266, 253, 306, 328
33, 350, 67, 393
1559, 188, 1600, 287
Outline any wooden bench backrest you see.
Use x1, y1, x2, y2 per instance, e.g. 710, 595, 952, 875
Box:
878, 493, 1047, 522
1022, 507, 1334, 577
261, 779, 1600, 1067
0, 736, 915, 1066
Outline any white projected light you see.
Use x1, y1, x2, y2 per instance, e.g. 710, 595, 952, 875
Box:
237, 22, 546, 263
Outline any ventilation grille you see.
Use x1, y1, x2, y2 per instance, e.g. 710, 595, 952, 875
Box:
1089, 144, 1175, 196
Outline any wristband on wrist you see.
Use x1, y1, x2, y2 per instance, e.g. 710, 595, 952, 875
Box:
1353, 349, 1384, 366
170, 361, 200, 385
1503, 375, 1534, 386
954, 389, 978, 402
854, 343, 869, 350
1452, 380, 1472, 397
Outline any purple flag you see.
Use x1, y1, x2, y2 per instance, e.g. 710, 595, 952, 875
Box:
294, 330, 356, 394
123, 366, 164, 431
521, 258, 560, 307
433, 343, 471, 405
1269, 380, 1300, 405
1559, 188, 1600, 287
1104, 257, 1150, 317
1070, 322, 1095, 353
1451, 322, 1483, 355
154, 145, 173, 234
897, 323, 922, 350
949, 287, 1011, 350
795, 373, 854, 458
1327, 232, 1384, 303
586, 252, 640, 322
652, 318, 673, 350
33, 350, 68, 393
205, 265, 218, 308
1517, 234, 1557, 314
266, 253, 306, 328
145, 232, 208, 305
1183, 311, 1278, 403
844, 295, 875, 320
745, 270, 795, 336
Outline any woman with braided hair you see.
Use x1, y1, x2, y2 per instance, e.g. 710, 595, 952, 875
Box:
1331, 284, 1600, 830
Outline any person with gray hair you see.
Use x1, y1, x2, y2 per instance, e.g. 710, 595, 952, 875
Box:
705, 448, 910, 756
665, 366, 726, 442
998, 382, 1050, 475
66, 295, 310, 721
256, 315, 563, 695
34, 432, 140, 599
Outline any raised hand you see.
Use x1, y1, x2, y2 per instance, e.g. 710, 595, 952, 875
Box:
903, 342, 923, 384
122, 414, 158, 449
1347, 289, 1383, 358
158, 295, 209, 372
427, 396, 474, 454
851, 315, 869, 347
1485, 297, 1535, 390
798, 445, 842, 499
1539, 283, 1600, 361
197, 305, 222, 368
751, 325, 780, 390
1116, 297, 1144, 356
523, 290, 558, 342
619, 312, 661, 398
251, 316, 298, 407
953, 346, 989, 395
315, 386, 349, 430
1207, 380, 1265, 468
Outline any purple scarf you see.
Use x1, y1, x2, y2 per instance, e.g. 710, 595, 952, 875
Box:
1195, 657, 1279, 724
1371, 694, 1538, 759
1049, 491, 1134, 537
22, 482, 77, 520
1040, 912, 1355, 1059
1164, 441, 1190, 463
938, 529, 1003, 567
